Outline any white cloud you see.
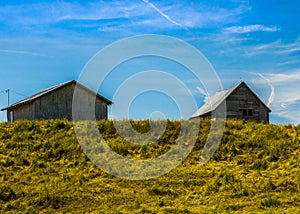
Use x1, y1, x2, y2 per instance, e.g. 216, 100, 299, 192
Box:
255, 70, 300, 124
278, 59, 300, 66
253, 40, 281, 50
278, 46, 300, 54
266, 70, 300, 83
252, 39, 300, 52
280, 103, 287, 109
239, 38, 300, 57
223, 24, 279, 34
168, 2, 251, 28
196, 86, 207, 96
0, 49, 46, 57
56, 1, 145, 21
0, 0, 251, 31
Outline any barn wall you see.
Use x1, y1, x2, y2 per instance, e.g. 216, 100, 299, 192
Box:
72, 84, 108, 120
95, 98, 108, 120
10, 102, 35, 121
259, 105, 269, 123
34, 84, 74, 120
10, 82, 109, 121
226, 83, 269, 123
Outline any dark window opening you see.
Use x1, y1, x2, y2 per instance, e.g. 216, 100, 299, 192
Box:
240, 109, 253, 116
248, 109, 253, 116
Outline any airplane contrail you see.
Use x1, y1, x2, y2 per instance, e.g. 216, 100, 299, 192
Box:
142, 0, 186, 29
257, 73, 275, 106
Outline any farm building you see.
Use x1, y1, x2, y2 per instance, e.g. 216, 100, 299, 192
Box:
191, 81, 271, 123
1, 80, 112, 122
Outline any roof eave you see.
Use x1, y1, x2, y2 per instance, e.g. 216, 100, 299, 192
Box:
1, 80, 113, 111
241, 82, 272, 112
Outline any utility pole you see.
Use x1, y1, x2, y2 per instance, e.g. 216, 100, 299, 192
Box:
5, 89, 10, 106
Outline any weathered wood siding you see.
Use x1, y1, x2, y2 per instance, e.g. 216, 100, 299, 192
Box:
9, 83, 109, 121
225, 83, 269, 123
34, 84, 74, 120
193, 82, 270, 123
72, 84, 108, 120
8, 102, 35, 121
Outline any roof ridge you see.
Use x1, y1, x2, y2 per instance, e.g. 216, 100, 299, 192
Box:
190, 81, 263, 119
1, 80, 112, 111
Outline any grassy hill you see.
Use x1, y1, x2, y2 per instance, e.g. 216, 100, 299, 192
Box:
0, 119, 299, 213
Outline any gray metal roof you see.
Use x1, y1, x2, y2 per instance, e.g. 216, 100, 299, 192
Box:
190, 81, 271, 119
1, 80, 112, 111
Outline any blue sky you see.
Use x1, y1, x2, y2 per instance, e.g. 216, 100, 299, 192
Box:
0, 0, 299, 124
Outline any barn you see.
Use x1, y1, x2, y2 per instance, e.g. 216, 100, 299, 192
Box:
1, 80, 112, 122
191, 81, 271, 123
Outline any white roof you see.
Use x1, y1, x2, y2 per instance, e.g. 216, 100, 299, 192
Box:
190, 81, 271, 119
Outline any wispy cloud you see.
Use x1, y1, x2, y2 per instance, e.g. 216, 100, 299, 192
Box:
278, 59, 300, 66
252, 39, 300, 52
278, 46, 300, 54
196, 86, 210, 104
196, 86, 207, 96
0, 49, 46, 57
142, 0, 186, 29
254, 70, 300, 124
265, 70, 300, 83
223, 24, 279, 34
0, 0, 251, 32
253, 40, 281, 50
168, 2, 251, 28
240, 38, 300, 58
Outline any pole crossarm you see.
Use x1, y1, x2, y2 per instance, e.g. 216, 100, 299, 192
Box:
1, 89, 27, 107
0, 89, 10, 106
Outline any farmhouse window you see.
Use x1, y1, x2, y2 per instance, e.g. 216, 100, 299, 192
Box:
240, 109, 253, 116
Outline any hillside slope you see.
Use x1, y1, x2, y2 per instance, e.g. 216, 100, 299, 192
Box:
0, 119, 299, 213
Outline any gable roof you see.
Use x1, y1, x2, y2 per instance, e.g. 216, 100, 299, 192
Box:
190, 81, 271, 119
1, 80, 112, 111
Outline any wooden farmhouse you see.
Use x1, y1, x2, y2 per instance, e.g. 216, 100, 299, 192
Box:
1, 80, 112, 122
191, 81, 271, 123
